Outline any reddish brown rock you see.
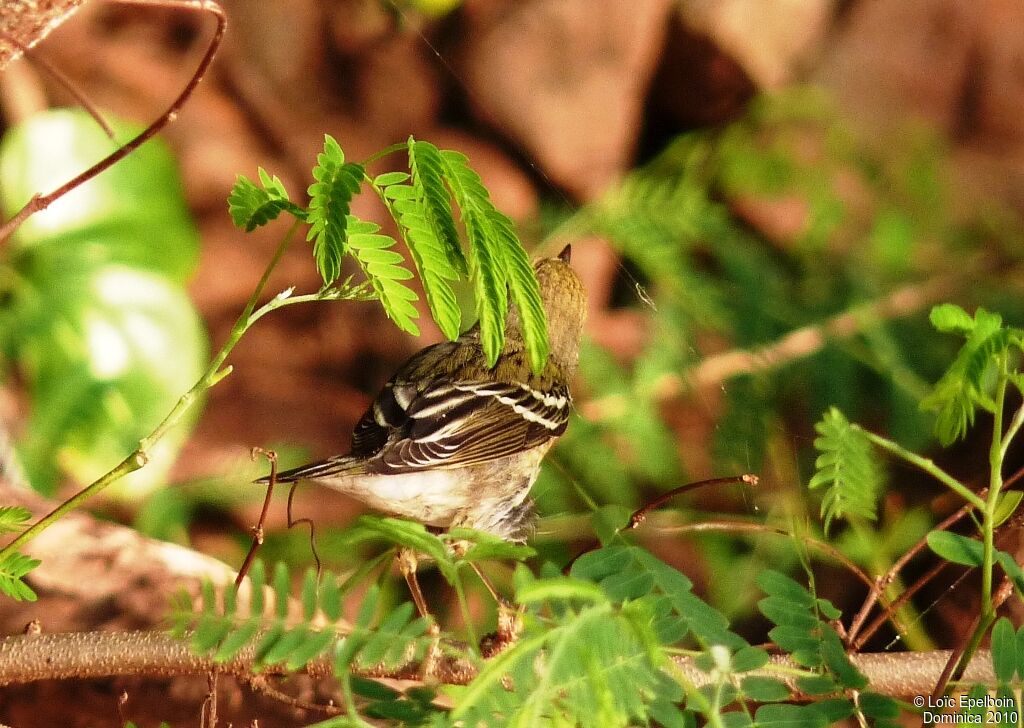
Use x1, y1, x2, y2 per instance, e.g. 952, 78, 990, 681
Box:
458, 0, 673, 200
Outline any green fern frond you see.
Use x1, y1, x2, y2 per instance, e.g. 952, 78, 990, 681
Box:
809, 407, 884, 531
439, 149, 549, 372
454, 598, 668, 727
0, 550, 40, 601
921, 306, 1023, 445
177, 561, 433, 676
378, 138, 468, 341
757, 570, 866, 691
0, 505, 31, 534
228, 168, 304, 231
571, 544, 748, 651
306, 135, 364, 285
488, 208, 549, 372
347, 217, 420, 335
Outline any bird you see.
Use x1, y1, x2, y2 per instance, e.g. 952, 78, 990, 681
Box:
260, 245, 587, 545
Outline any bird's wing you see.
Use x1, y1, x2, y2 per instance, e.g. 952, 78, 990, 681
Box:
372, 378, 571, 472
271, 338, 570, 482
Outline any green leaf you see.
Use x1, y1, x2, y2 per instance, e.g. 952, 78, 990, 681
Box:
346, 217, 420, 335
0, 506, 31, 534
754, 703, 829, 728
857, 692, 900, 721
439, 148, 548, 371
228, 168, 304, 231
741, 676, 791, 702
398, 139, 467, 341
349, 516, 455, 581
10, 266, 207, 495
301, 567, 318, 622
992, 491, 1023, 528
992, 617, 1016, 683
373, 171, 410, 187
0, 551, 40, 601
306, 135, 364, 285
921, 307, 1010, 445
0, 109, 200, 282
487, 208, 549, 372
995, 551, 1024, 596
445, 527, 535, 562
808, 407, 885, 531
926, 531, 983, 566
1016, 625, 1024, 681
0, 109, 208, 496
930, 304, 975, 334
516, 576, 607, 605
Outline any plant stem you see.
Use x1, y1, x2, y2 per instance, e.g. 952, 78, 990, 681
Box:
857, 428, 986, 511
981, 369, 1008, 613
0, 220, 303, 560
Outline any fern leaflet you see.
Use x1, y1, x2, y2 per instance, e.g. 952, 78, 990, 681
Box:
0, 505, 31, 534
389, 139, 468, 341
809, 407, 884, 531
440, 149, 549, 371
0, 550, 40, 601
176, 561, 433, 676
921, 305, 1024, 445
228, 167, 304, 231
306, 135, 364, 285
757, 570, 866, 693
347, 217, 420, 335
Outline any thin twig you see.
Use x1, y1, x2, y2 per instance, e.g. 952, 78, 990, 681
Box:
854, 559, 952, 652
846, 498, 979, 648
628, 474, 759, 529
0, 0, 226, 242
236, 449, 278, 587
0, 219, 302, 561
0, 30, 115, 137
931, 577, 1014, 701
561, 474, 758, 574
658, 520, 879, 593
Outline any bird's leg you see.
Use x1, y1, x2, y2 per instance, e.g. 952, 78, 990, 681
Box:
448, 541, 524, 656
468, 562, 502, 604
396, 547, 443, 680
396, 547, 432, 620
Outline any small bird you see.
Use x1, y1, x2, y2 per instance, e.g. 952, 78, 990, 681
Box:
263, 245, 586, 544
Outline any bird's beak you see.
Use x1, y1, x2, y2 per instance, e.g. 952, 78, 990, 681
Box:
558, 244, 572, 263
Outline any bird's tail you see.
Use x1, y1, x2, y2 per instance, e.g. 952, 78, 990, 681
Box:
253, 455, 367, 484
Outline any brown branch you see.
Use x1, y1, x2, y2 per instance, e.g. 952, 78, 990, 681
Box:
581, 273, 961, 420
847, 498, 979, 649
0, 629, 996, 699
0, 0, 226, 242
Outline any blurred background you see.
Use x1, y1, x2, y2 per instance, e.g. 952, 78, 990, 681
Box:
1, 0, 1024, 721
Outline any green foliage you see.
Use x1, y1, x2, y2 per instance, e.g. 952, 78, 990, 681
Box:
0, 108, 207, 495
398, 139, 466, 340
440, 148, 549, 370
227, 167, 304, 231
306, 135, 364, 285
756, 570, 865, 692
346, 217, 420, 335
228, 134, 550, 372
0, 549, 40, 601
0, 506, 31, 534
808, 407, 885, 531
174, 560, 433, 673
920, 304, 1024, 445
926, 532, 1024, 596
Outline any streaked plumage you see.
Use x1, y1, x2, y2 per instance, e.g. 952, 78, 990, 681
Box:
261, 247, 587, 541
